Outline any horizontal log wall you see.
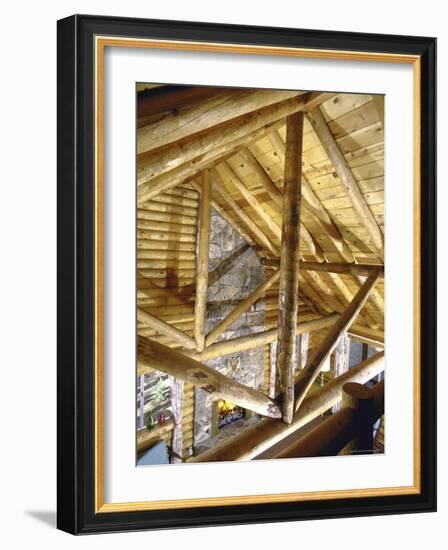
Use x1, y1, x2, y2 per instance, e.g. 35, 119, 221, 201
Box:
137, 185, 199, 458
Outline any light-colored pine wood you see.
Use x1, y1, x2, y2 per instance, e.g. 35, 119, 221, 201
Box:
372, 95, 384, 127
268, 129, 353, 262
298, 332, 309, 371
137, 92, 331, 186
217, 162, 282, 243
137, 338, 281, 419
138, 89, 303, 153
169, 376, 184, 462
294, 270, 381, 412
306, 106, 384, 259
332, 332, 350, 413
190, 314, 339, 360
137, 308, 196, 350
230, 149, 283, 208
260, 259, 383, 277
276, 111, 304, 423
137, 119, 286, 203
135, 86, 386, 463
194, 171, 212, 351
212, 174, 279, 256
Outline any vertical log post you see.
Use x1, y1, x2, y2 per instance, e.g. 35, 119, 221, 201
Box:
332, 332, 350, 413
298, 332, 309, 371
138, 374, 146, 430
269, 341, 278, 398
276, 111, 304, 424
169, 376, 184, 463
294, 270, 381, 413
194, 170, 212, 351
340, 382, 375, 455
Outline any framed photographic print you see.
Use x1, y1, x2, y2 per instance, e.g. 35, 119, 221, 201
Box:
57, 14, 436, 534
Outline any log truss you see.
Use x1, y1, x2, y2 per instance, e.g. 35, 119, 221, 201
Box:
136, 85, 385, 461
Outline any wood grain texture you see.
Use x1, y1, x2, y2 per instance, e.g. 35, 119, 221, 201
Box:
306, 106, 384, 259
294, 270, 381, 412
138, 338, 282, 419
194, 171, 212, 351
276, 111, 304, 423
189, 352, 384, 462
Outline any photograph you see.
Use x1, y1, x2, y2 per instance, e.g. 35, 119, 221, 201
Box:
135, 84, 386, 466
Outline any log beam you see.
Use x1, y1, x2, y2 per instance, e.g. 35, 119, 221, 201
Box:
306, 106, 384, 259
137, 119, 284, 203
373, 95, 385, 127
234, 149, 283, 208
332, 331, 350, 413
301, 179, 355, 263
137, 92, 330, 186
194, 171, 212, 351
217, 162, 282, 244
137, 338, 281, 419
188, 351, 384, 462
294, 269, 381, 412
276, 111, 304, 423
205, 270, 281, 347
138, 89, 304, 154
269, 129, 354, 263
260, 259, 384, 278
274, 379, 384, 458
189, 314, 339, 360
137, 308, 196, 350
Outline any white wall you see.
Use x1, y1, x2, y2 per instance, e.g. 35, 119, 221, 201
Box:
0, 0, 444, 546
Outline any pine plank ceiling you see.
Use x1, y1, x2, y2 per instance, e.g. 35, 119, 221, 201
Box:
136, 85, 384, 334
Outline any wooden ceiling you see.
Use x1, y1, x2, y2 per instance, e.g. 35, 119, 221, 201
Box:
136, 85, 384, 336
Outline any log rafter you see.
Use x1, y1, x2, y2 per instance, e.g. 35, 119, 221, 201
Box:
261, 259, 384, 277
190, 313, 340, 361
138, 337, 282, 419
137, 307, 196, 350
268, 129, 355, 263
294, 269, 382, 412
276, 111, 304, 423
193, 171, 212, 351
138, 89, 304, 154
137, 92, 333, 202
188, 351, 384, 463
205, 270, 281, 347
306, 106, 384, 259
212, 172, 280, 257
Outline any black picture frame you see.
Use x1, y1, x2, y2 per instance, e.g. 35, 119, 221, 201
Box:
57, 14, 436, 534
